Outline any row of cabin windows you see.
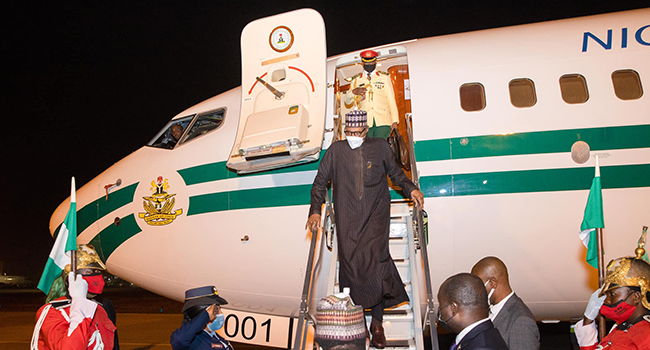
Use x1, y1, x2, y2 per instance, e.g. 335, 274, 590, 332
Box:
459, 69, 644, 112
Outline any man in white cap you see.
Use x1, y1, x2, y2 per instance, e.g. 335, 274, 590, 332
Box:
307, 110, 424, 348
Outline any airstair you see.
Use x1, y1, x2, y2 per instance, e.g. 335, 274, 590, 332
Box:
293, 116, 439, 350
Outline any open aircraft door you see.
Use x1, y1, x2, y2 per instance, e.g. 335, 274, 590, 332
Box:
227, 9, 327, 174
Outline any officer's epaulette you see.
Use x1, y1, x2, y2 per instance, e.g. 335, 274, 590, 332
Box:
349, 73, 362, 80
377, 70, 389, 76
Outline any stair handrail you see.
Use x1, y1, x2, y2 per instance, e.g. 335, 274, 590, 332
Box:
293, 189, 336, 350
405, 113, 440, 350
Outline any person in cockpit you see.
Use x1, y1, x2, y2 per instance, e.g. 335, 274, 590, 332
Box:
158, 124, 185, 149
170, 124, 184, 141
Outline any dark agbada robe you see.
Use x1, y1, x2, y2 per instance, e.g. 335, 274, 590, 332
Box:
309, 137, 418, 308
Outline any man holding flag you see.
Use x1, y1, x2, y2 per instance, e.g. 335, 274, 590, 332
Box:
32, 178, 116, 350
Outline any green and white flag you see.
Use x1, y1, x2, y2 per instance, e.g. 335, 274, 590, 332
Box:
579, 157, 604, 269
37, 177, 78, 293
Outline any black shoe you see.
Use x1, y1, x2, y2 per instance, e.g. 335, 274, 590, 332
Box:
370, 323, 386, 349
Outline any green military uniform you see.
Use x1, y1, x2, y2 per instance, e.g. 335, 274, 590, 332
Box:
343, 70, 399, 139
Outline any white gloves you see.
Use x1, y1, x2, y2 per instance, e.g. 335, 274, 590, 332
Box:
584, 288, 606, 320
68, 273, 88, 300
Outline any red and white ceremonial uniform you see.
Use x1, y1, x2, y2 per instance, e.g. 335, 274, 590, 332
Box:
574, 316, 650, 350
32, 296, 116, 350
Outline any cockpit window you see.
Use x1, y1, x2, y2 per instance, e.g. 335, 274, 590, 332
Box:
179, 109, 225, 144
148, 115, 194, 149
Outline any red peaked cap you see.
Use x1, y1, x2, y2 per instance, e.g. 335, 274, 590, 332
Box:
360, 50, 378, 63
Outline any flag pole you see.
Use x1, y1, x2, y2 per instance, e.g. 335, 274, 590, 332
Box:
70, 177, 77, 276
597, 225, 605, 341
594, 155, 606, 341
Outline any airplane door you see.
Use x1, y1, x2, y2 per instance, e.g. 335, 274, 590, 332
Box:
227, 9, 327, 174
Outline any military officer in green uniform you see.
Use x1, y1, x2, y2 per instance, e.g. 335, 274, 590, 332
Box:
342, 50, 399, 139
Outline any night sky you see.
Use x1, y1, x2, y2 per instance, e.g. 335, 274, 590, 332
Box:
3, 1, 647, 280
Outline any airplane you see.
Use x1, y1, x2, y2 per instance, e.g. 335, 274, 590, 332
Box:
0, 274, 33, 288
49, 7, 649, 349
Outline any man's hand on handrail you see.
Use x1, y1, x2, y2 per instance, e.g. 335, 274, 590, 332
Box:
410, 189, 425, 208
306, 213, 322, 233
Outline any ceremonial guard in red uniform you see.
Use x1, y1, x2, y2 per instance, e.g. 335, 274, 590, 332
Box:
574, 236, 650, 350
32, 244, 116, 350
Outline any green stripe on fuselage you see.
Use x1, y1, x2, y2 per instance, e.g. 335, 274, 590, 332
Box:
187, 164, 650, 216
414, 124, 650, 162
187, 184, 314, 215
90, 214, 142, 263
53, 182, 139, 239
421, 164, 650, 197
178, 125, 650, 186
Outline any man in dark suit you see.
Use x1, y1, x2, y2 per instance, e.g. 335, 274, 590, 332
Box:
472, 257, 540, 350
437, 273, 508, 350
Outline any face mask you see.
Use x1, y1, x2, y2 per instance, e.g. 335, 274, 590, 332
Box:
347, 136, 364, 149
82, 275, 105, 294
600, 292, 636, 323
363, 62, 376, 74
437, 305, 455, 331
485, 279, 495, 305
208, 313, 225, 331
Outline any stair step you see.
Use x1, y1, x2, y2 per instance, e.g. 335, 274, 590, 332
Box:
366, 309, 409, 316
333, 283, 413, 310
365, 312, 414, 339
389, 219, 408, 238
389, 237, 408, 260
390, 202, 412, 218
394, 260, 410, 284
334, 260, 411, 284
370, 339, 415, 350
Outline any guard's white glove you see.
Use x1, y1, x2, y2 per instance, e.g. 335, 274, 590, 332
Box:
584, 288, 606, 320
68, 273, 88, 300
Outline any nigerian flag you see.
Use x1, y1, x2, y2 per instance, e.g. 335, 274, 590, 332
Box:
579, 158, 604, 269
37, 177, 78, 293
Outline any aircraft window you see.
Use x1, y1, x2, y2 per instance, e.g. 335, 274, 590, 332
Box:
508, 78, 537, 108
148, 115, 194, 149
611, 69, 643, 100
180, 109, 225, 144
459, 82, 486, 112
559, 74, 589, 104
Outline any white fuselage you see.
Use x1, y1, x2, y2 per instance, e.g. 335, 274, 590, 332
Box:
50, 8, 650, 322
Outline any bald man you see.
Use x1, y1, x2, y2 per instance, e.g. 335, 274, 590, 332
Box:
471, 257, 539, 350
437, 273, 508, 350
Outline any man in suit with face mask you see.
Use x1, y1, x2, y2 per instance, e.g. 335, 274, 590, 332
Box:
437, 273, 508, 350
471, 256, 539, 350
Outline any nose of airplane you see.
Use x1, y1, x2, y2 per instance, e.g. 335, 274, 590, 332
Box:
49, 197, 72, 237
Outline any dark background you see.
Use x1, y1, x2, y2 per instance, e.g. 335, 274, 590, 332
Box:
2, 1, 648, 280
